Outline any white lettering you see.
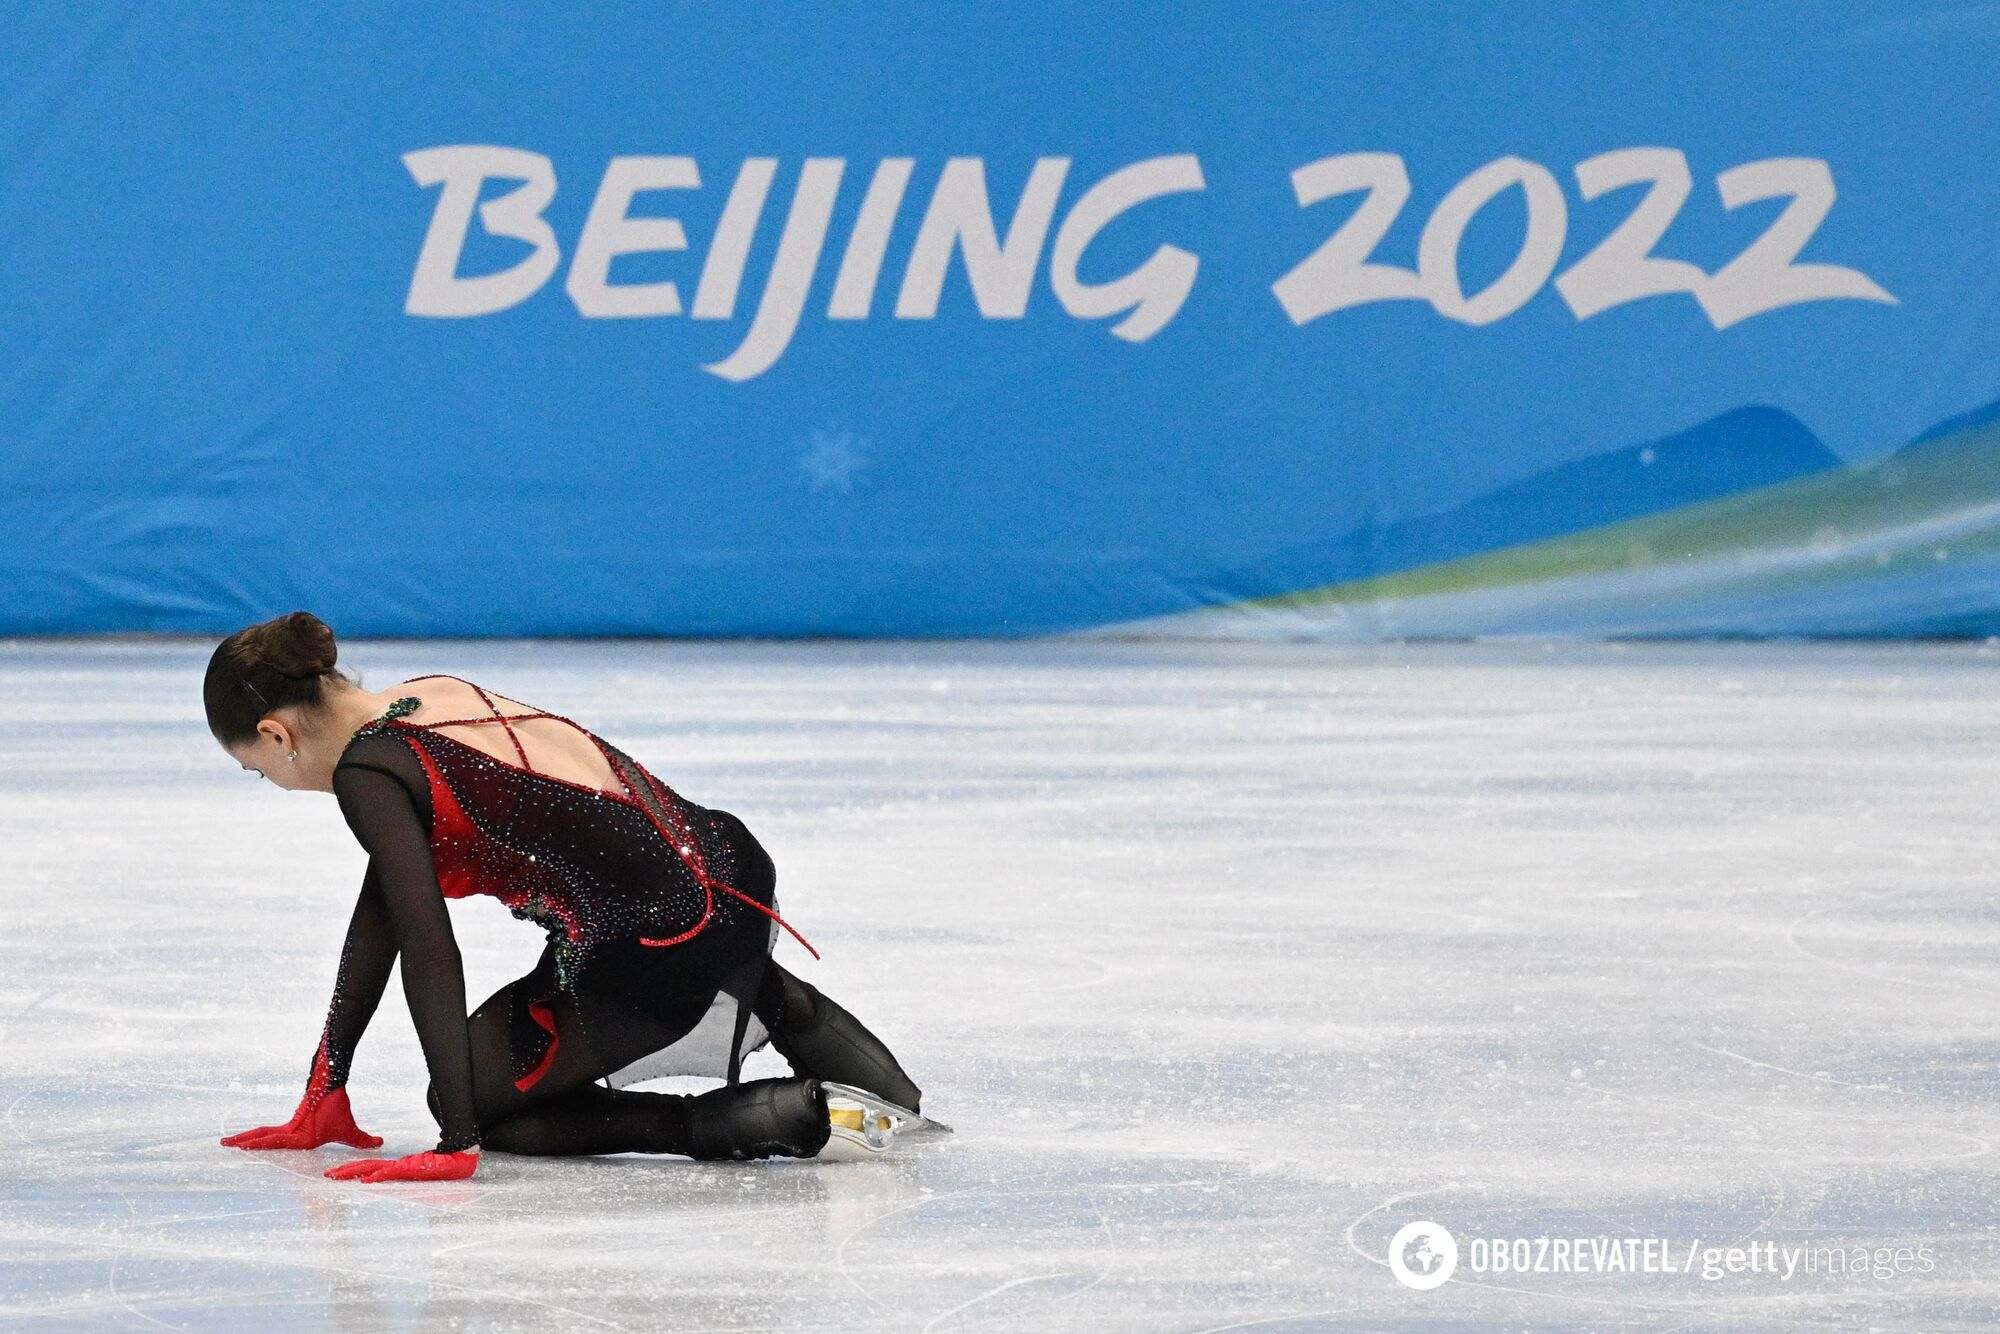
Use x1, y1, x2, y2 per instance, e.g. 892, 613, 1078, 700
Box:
1050, 154, 1204, 342
895, 157, 1071, 319
1418, 155, 1568, 326
1554, 148, 1706, 320
1270, 152, 1425, 324
1697, 157, 1897, 329
706, 158, 847, 382
828, 158, 914, 319
565, 156, 700, 318
692, 158, 778, 319
403, 145, 561, 317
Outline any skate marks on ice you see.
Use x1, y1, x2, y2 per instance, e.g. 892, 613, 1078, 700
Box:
832, 1166, 1115, 1331
1784, 890, 2000, 1004
8, 639, 2000, 1327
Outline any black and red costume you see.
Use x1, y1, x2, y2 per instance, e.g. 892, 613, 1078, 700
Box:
293, 675, 920, 1161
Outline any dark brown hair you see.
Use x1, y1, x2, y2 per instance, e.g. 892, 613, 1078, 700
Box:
203, 611, 349, 745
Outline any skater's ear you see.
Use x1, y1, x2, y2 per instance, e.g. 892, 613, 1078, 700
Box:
219, 713, 303, 779
255, 715, 301, 755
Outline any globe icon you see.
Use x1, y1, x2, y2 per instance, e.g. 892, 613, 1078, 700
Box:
1389, 1221, 1458, 1290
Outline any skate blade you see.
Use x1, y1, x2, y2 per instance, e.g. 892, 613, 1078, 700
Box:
818, 1096, 896, 1161
819, 1081, 953, 1137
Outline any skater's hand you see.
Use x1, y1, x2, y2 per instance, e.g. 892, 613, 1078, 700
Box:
324, 1148, 480, 1183
221, 1085, 384, 1151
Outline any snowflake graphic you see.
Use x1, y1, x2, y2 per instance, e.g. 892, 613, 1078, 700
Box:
797, 427, 869, 494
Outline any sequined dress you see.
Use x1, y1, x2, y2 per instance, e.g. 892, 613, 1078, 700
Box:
294, 676, 807, 1153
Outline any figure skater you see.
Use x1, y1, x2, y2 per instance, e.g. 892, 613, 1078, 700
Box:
209, 612, 922, 1182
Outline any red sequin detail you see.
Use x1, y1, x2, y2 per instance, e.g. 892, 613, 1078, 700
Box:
302, 1039, 336, 1112
514, 1000, 560, 1092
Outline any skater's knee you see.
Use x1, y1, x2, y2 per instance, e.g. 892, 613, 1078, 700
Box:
479, 1106, 560, 1156
479, 1110, 525, 1154
756, 974, 922, 1114
756, 962, 821, 1030
479, 1106, 548, 1155
754, 960, 805, 1027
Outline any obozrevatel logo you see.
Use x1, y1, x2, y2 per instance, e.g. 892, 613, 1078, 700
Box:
1389, 1221, 1458, 1290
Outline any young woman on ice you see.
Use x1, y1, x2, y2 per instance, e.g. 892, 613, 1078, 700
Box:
208, 612, 923, 1182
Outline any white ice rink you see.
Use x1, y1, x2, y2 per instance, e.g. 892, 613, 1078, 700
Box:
3, 637, 1999, 1330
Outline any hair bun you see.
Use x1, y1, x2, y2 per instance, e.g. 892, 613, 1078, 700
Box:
204, 611, 346, 743
244, 610, 338, 679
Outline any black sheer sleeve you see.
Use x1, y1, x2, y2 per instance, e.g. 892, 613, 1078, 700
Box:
303, 864, 399, 1102
337, 733, 434, 827
331, 740, 479, 1153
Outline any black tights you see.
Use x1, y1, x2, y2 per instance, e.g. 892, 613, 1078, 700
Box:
436, 959, 920, 1159
482, 1082, 692, 1156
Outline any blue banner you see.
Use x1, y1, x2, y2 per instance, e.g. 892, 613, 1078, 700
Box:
3, 3, 1996, 636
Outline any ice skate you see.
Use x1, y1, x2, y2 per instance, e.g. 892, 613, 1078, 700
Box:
820, 1091, 895, 1160
685, 1076, 831, 1161
814, 1080, 951, 1162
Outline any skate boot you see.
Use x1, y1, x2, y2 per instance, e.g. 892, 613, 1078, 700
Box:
756, 964, 924, 1113
684, 1077, 832, 1161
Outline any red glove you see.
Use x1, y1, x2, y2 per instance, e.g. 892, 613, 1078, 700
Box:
220, 1084, 383, 1151
324, 1149, 480, 1183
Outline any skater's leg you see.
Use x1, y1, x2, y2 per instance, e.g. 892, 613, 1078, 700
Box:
478, 1078, 830, 1160
425, 952, 600, 1128
441, 947, 829, 1160
754, 962, 923, 1113
479, 1081, 688, 1155
703, 810, 921, 1111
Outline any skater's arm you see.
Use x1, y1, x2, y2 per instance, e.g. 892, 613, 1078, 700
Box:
305, 864, 400, 1098
216, 865, 396, 1151
331, 761, 481, 1153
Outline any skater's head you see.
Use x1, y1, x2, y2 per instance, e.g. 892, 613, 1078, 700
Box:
205, 610, 360, 791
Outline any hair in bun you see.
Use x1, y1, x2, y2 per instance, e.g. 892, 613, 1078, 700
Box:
203, 611, 350, 744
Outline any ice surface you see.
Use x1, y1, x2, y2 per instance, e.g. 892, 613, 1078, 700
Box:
3, 637, 1999, 1330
